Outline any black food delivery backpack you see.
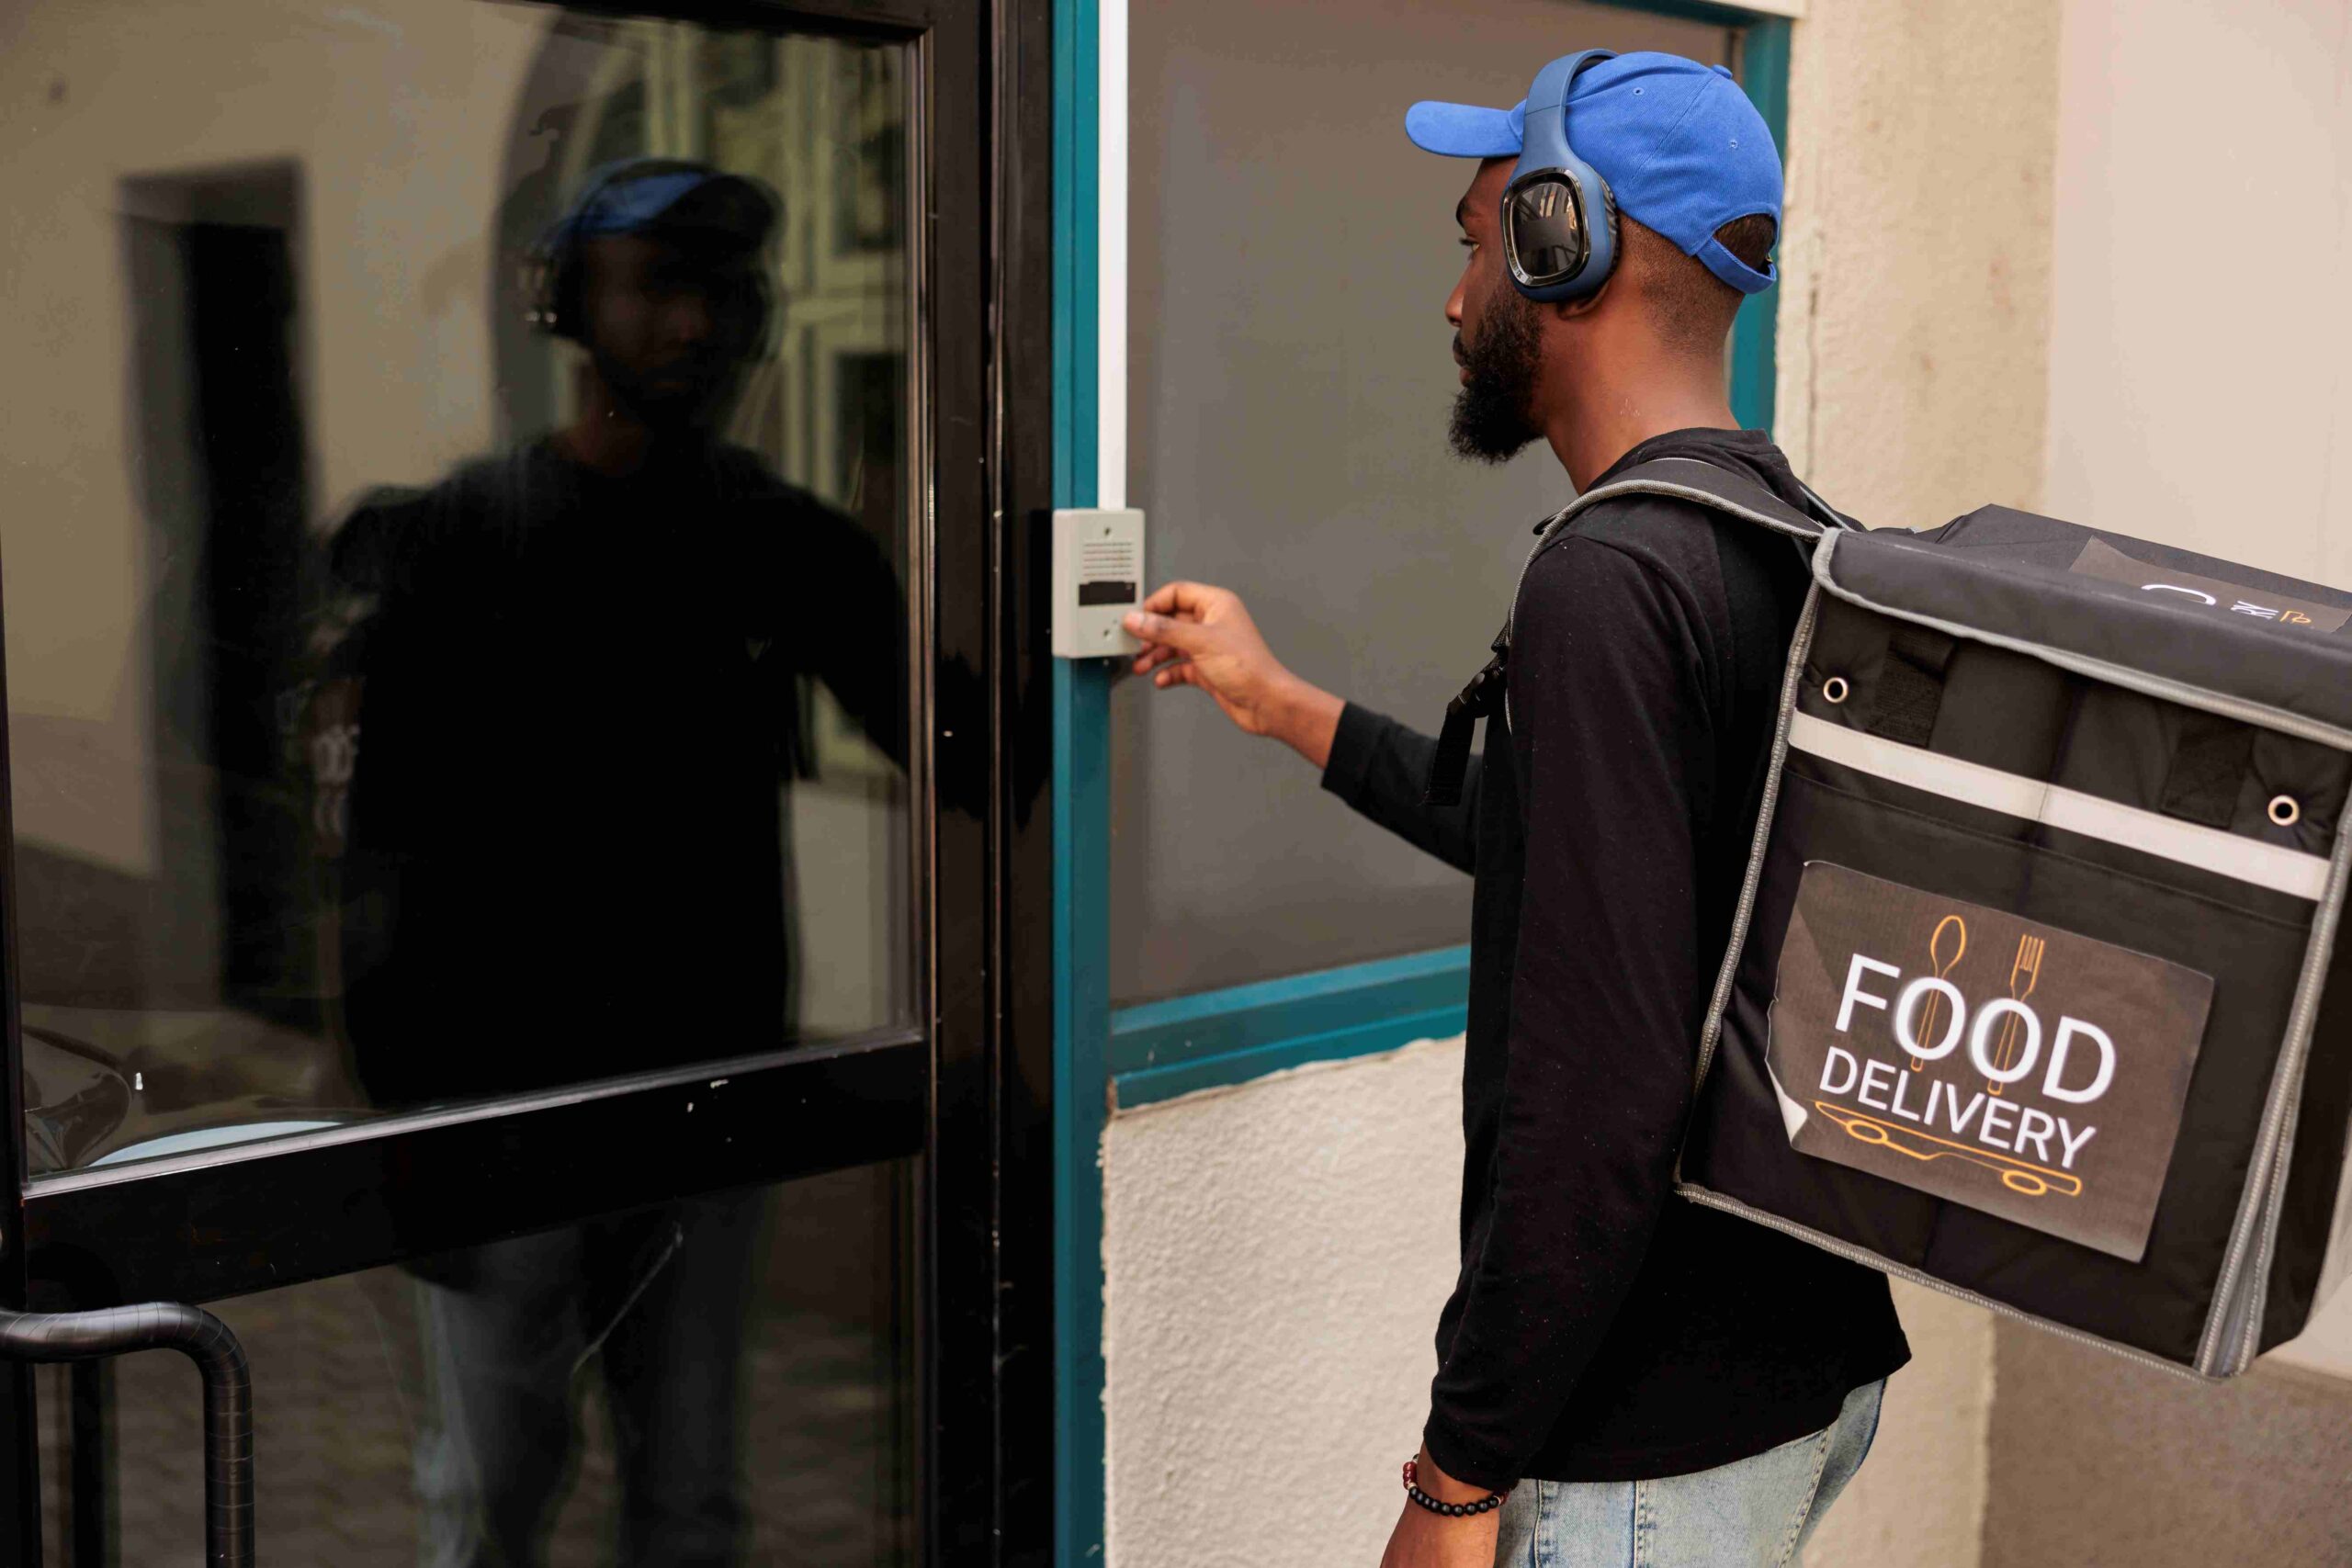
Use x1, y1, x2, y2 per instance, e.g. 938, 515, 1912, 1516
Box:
1459, 455, 2352, 1381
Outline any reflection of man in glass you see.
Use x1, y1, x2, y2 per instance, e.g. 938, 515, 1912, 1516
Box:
322, 159, 905, 1102
314, 159, 905, 1565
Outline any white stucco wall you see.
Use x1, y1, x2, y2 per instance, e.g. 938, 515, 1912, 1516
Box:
1103, 1041, 1466, 1568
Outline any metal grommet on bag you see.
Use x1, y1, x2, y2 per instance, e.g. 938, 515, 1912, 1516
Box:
1822, 676, 1850, 705
2268, 794, 2301, 829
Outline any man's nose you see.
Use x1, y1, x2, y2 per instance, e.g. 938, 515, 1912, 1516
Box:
667, 292, 716, 344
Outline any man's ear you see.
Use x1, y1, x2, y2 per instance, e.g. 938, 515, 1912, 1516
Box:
1551, 289, 1607, 322
1549, 264, 1625, 322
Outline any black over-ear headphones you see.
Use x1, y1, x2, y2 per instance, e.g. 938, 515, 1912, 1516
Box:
1503, 51, 1620, 303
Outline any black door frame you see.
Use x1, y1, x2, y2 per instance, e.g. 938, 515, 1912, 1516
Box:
0, 0, 1056, 1560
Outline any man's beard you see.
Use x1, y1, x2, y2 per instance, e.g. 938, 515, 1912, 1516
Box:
593, 347, 745, 440
1448, 288, 1543, 464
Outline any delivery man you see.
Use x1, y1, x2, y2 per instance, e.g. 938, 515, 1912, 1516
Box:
1121, 51, 1910, 1567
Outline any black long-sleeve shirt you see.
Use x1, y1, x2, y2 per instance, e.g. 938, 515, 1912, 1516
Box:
320, 438, 907, 1105
1322, 428, 1909, 1487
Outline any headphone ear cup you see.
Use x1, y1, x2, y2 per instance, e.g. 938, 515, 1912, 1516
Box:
526, 243, 586, 342
548, 246, 582, 342
526, 199, 589, 339
525, 250, 559, 336
1503, 170, 1619, 303
1591, 175, 1621, 291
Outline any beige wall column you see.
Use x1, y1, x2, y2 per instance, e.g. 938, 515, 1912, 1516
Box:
1774, 4, 2064, 529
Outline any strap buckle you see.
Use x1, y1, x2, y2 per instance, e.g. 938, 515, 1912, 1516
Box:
1424, 637, 1510, 807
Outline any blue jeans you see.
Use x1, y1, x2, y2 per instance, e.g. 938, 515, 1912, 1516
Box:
414, 1193, 765, 1567
1492, 1379, 1885, 1568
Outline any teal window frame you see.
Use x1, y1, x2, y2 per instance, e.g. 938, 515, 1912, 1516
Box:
1053, 5, 1792, 1560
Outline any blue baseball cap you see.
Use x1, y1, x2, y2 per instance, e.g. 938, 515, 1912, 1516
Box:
548, 157, 780, 249
1407, 51, 1781, 294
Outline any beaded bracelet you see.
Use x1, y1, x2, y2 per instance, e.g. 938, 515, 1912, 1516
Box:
1401, 1458, 1510, 1518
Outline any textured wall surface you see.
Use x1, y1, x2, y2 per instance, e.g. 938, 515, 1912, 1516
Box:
1772, 0, 2064, 532
1102, 1041, 1467, 1568
1982, 1322, 2352, 1568
1102, 1043, 1998, 1568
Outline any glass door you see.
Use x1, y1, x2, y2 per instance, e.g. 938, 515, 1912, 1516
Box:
0, 0, 1053, 1561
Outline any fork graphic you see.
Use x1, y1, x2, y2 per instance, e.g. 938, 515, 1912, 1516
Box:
1987, 933, 2045, 1097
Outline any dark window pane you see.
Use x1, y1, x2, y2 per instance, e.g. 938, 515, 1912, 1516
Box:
1117, 0, 1739, 1002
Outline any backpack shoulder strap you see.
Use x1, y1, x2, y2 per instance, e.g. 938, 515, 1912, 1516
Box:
1422, 456, 1855, 808
1509, 456, 1853, 643
1576, 455, 1848, 535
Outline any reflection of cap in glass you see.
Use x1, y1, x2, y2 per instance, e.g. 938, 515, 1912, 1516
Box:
548, 157, 781, 252
1407, 51, 1781, 295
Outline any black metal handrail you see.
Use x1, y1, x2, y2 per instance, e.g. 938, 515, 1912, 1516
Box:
0, 1303, 254, 1567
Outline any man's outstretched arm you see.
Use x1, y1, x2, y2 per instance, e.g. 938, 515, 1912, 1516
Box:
1125, 582, 1479, 873
1125, 581, 1344, 761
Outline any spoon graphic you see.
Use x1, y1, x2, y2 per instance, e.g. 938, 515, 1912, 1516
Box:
1913, 914, 1968, 1069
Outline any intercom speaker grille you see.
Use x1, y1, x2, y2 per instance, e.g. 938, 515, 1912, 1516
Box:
1080, 539, 1139, 579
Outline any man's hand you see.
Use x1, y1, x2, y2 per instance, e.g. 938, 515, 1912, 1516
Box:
1375, 1450, 1502, 1568
1123, 582, 1344, 768
1376, 1505, 1499, 1568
